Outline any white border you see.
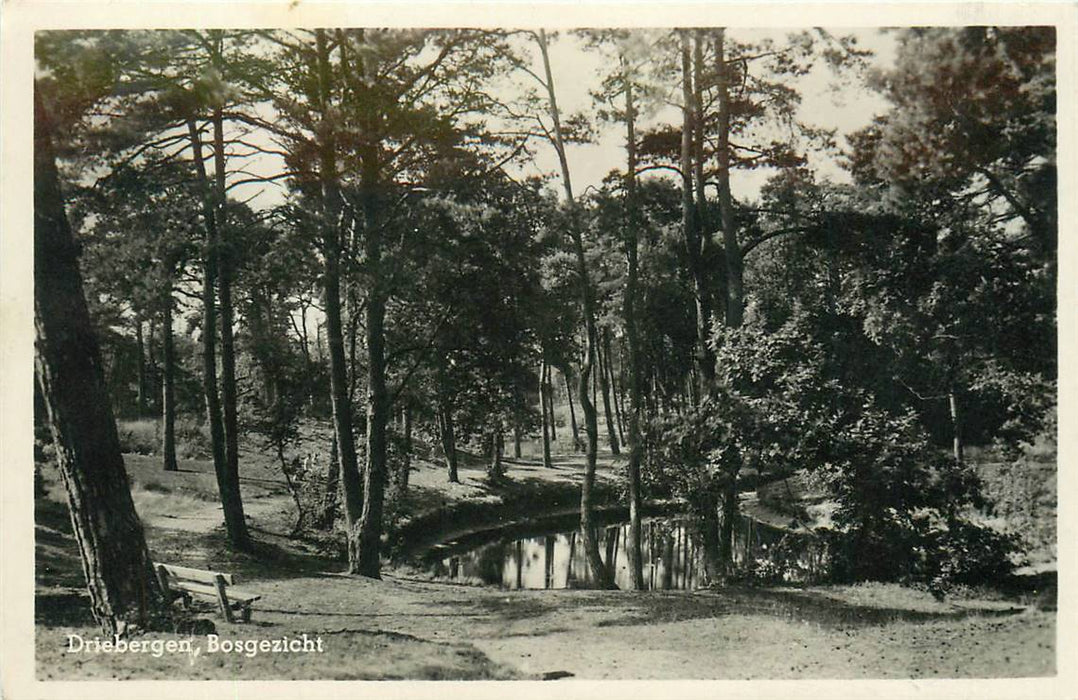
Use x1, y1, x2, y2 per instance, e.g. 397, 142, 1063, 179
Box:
2, 2, 1075, 699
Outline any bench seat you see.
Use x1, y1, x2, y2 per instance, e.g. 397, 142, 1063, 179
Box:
155, 563, 261, 622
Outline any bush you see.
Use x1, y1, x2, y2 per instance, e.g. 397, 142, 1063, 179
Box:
279, 451, 336, 533
174, 416, 212, 460
116, 419, 158, 455
116, 416, 212, 460
816, 409, 1019, 588
728, 534, 831, 586
919, 517, 1020, 588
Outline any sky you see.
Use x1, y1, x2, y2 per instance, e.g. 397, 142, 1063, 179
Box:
230, 27, 899, 210
523, 28, 898, 200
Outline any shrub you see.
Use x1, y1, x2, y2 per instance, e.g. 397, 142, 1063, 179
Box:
919, 517, 1020, 588
116, 419, 158, 455
816, 409, 1019, 588
174, 416, 212, 460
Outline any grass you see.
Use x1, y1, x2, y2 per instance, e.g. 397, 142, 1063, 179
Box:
116, 417, 213, 460
33, 417, 1058, 681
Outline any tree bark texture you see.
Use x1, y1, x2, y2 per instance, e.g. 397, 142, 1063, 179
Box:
160, 295, 178, 472
187, 117, 250, 549
714, 29, 744, 570
539, 358, 553, 468
544, 362, 557, 442
488, 429, 505, 479
622, 75, 646, 590
35, 87, 171, 635
562, 367, 581, 450
211, 101, 248, 550
440, 398, 459, 483
135, 319, 147, 417
607, 335, 626, 445
314, 29, 364, 570
597, 329, 620, 455
681, 31, 716, 391
400, 403, 413, 489
353, 29, 391, 579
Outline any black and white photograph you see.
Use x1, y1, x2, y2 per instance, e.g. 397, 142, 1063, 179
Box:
2, 1, 1073, 697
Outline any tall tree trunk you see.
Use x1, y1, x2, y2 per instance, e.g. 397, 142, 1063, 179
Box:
701, 495, 722, 582
488, 429, 505, 479
357, 269, 388, 576
147, 317, 158, 411
135, 318, 147, 418
544, 362, 557, 442
714, 28, 744, 570
399, 402, 413, 490
516, 540, 524, 589
604, 527, 618, 573
35, 87, 170, 635
246, 289, 278, 408
296, 298, 314, 409
680, 31, 715, 393
345, 278, 361, 405
160, 293, 178, 472
512, 385, 524, 459
949, 386, 964, 464
544, 535, 556, 588
537, 28, 614, 589
597, 329, 620, 455
622, 75, 646, 591
211, 99, 247, 550
349, 28, 390, 580
566, 530, 576, 584
318, 434, 340, 530
562, 367, 581, 450
187, 118, 250, 549
607, 335, 626, 445
718, 474, 738, 570
440, 398, 459, 483
314, 29, 364, 570
715, 29, 743, 331
691, 31, 710, 244
539, 357, 553, 468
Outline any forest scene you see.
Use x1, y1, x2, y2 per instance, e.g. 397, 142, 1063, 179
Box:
31, 24, 1057, 681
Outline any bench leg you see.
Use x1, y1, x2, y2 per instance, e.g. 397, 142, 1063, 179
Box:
240, 605, 252, 623
213, 574, 234, 623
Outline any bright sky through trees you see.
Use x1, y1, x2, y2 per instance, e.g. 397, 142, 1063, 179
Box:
224, 27, 897, 210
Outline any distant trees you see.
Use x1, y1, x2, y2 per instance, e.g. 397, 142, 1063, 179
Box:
36, 25, 1055, 592
266, 28, 513, 576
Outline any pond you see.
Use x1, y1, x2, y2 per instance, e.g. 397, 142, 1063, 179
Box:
423, 514, 827, 590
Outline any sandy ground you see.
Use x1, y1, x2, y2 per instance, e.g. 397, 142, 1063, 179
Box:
34, 445, 1057, 681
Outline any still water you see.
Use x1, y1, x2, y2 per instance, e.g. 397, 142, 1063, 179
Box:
427, 516, 823, 590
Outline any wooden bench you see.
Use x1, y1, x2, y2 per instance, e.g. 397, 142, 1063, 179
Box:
155, 563, 261, 623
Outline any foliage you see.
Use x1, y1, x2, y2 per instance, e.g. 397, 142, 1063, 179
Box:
646, 307, 1021, 587
115, 417, 212, 459
36, 27, 1054, 588
847, 27, 1055, 259
115, 419, 159, 456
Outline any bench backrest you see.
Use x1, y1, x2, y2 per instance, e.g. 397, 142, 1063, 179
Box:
158, 563, 236, 586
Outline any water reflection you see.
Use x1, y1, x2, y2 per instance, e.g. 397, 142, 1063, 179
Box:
429, 516, 821, 590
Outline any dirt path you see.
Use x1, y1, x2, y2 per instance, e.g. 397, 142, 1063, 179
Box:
34, 449, 1057, 681
139, 492, 292, 533
468, 601, 1053, 679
